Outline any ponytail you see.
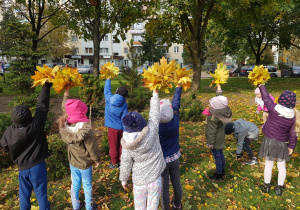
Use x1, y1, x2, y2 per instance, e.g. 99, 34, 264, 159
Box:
293, 107, 300, 136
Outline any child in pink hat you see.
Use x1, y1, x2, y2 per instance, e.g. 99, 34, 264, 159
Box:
255, 87, 275, 123
57, 89, 100, 210
203, 84, 232, 181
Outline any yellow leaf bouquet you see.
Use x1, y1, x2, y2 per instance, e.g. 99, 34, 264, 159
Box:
174, 67, 194, 91
52, 66, 83, 93
209, 63, 229, 87
100, 62, 120, 79
142, 57, 176, 93
31, 65, 83, 93
248, 65, 270, 86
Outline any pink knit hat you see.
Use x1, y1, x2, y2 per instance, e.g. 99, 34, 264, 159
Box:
255, 88, 260, 95
209, 96, 228, 110
65, 99, 89, 124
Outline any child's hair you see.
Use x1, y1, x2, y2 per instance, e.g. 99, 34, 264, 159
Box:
294, 107, 300, 136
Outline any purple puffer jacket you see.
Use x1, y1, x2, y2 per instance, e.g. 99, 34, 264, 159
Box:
259, 85, 297, 149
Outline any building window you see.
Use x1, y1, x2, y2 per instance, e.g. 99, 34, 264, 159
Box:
136, 47, 142, 54
124, 60, 128, 65
124, 47, 128, 54
100, 48, 109, 54
102, 35, 108, 41
174, 46, 179, 53
71, 36, 78, 42
72, 48, 79, 55
161, 49, 169, 54
133, 35, 142, 41
85, 48, 93, 54
113, 52, 119, 56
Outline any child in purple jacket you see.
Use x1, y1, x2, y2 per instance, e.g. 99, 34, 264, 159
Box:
258, 85, 300, 196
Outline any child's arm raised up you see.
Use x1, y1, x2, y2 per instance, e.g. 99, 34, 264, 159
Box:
172, 85, 182, 111
148, 89, 160, 131
61, 88, 69, 113
216, 84, 223, 96
259, 85, 276, 111
35, 82, 52, 125
104, 79, 113, 101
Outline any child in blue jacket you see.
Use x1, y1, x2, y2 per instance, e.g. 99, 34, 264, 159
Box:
104, 79, 128, 168
159, 85, 183, 210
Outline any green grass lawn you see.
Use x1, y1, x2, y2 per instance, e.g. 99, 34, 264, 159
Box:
1, 77, 300, 209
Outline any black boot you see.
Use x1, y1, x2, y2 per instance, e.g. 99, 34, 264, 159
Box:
275, 185, 283, 196
260, 183, 271, 193
209, 171, 223, 181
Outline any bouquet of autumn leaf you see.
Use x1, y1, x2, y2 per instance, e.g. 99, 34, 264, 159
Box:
31, 65, 83, 93
141, 57, 176, 93
209, 63, 229, 87
100, 62, 120, 79
248, 65, 270, 86
173, 66, 193, 91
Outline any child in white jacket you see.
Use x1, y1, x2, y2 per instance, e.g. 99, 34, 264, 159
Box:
119, 89, 166, 210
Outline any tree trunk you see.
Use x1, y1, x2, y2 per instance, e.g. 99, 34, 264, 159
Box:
191, 49, 202, 91
255, 53, 261, 65
92, 0, 101, 77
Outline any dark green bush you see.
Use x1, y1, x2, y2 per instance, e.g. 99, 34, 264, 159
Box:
179, 96, 204, 122
0, 113, 12, 137
46, 134, 69, 180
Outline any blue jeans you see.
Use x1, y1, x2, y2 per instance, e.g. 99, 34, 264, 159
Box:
211, 149, 225, 174
18, 161, 50, 210
70, 164, 93, 210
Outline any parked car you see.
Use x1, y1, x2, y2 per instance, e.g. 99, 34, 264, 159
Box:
77, 65, 92, 74
264, 66, 279, 77
118, 65, 131, 74
281, 66, 300, 78
224, 63, 236, 77
240, 65, 254, 76
137, 66, 145, 74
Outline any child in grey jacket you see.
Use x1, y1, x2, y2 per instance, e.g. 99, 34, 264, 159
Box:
119, 89, 166, 210
225, 119, 259, 165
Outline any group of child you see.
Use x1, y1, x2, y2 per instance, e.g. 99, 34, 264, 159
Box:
204, 84, 299, 198
0, 77, 299, 209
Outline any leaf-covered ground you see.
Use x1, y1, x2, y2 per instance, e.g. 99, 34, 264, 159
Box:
1, 77, 300, 209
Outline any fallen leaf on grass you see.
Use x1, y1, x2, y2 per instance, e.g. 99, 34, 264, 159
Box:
185, 184, 194, 191
252, 172, 263, 178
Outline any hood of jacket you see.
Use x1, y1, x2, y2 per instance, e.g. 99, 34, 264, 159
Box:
11, 105, 33, 126
209, 106, 232, 123
110, 94, 126, 107
121, 126, 149, 150
58, 115, 91, 144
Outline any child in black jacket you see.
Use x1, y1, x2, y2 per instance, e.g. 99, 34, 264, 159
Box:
1, 83, 51, 210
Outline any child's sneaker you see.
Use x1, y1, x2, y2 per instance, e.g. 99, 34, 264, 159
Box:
209, 172, 223, 181
109, 162, 119, 169
260, 183, 271, 193
245, 157, 258, 165
172, 201, 182, 210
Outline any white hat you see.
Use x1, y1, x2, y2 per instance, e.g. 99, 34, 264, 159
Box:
160, 99, 173, 124
209, 96, 228, 110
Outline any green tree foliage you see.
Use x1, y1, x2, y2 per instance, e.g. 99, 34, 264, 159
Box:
140, 33, 164, 65
214, 0, 291, 65
119, 67, 151, 112
145, 0, 217, 91
79, 75, 104, 122
68, 0, 151, 76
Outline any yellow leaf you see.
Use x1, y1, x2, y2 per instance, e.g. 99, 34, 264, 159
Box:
206, 192, 213, 198
100, 62, 120, 79
252, 172, 263, 178
289, 172, 299, 178
209, 63, 229, 87
142, 57, 176, 93
173, 67, 193, 91
185, 184, 194, 191
248, 65, 270, 86
292, 153, 299, 158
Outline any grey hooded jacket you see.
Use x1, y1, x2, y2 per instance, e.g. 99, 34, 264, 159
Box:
119, 93, 166, 186
233, 119, 259, 154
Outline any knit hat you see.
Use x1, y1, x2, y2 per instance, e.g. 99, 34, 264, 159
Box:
225, 123, 235, 135
278, 90, 296, 109
116, 87, 128, 98
11, 105, 33, 126
122, 112, 147, 133
159, 99, 173, 124
255, 88, 260, 95
209, 96, 228, 110
65, 99, 89, 124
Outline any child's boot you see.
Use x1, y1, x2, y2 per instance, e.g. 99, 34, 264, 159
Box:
275, 185, 283, 196
172, 201, 182, 210
209, 171, 223, 181
260, 183, 271, 193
